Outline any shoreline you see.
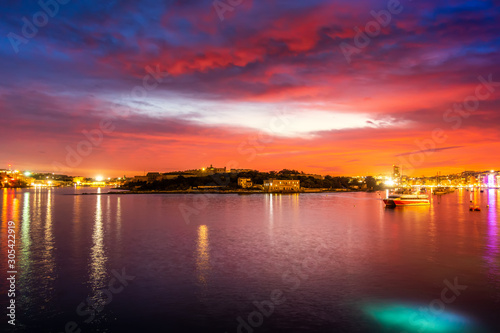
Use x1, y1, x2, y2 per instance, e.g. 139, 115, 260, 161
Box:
81, 188, 369, 195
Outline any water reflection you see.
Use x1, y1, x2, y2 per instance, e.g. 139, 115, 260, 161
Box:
457, 189, 464, 220
10, 190, 21, 226
487, 189, 498, 225
73, 194, 82, 256
484, 190, 499, 302
292, 193, 299, 212
90, 194, 107, 292
43, 189, 55, 257
268, 194, 274, 237
196, 225, 211, 290
1, 189, 20, 251
428, 201, 437, 241
34, 186, 42, 228
363, 302, 476, 333
20, 192, 32, 283
41, 189, 56, 299
116, 197, 122, 246
106, 195, 111, 225
1, 189, 20, 228
1, 189, 8, 229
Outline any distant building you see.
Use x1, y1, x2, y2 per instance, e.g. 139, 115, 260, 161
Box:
133, 176, 148, 182
186, 164, 227, 175
238, 178, 253, 188
485, 171, 499, 187
146, 172, 161, 182
231, 169, 255, 173
263, 179, 300, 192
204, 164, 226, 174
393, 165, 401, 179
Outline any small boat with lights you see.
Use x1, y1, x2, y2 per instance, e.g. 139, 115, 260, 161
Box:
383, 190, 430, 207
433, 187, 447, 195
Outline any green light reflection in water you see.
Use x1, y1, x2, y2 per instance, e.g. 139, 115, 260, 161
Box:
363, 302, 479, 333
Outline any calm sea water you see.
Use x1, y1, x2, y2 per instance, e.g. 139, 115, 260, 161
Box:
1, 187, 499, 333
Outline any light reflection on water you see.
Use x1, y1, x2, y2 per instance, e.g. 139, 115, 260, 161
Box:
39, 189, 56, 306
267, 194, 274, 241
196, 224, 210, 290
21, 192, 31, 253
90, 192, 108, 294
116, 196, 122, 246
485, 190, 500, 302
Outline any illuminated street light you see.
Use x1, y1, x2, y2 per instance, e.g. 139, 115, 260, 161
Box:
24, 171, 31, 177
95, 176, 104, 182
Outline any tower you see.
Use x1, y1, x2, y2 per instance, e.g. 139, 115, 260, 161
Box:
393, 165, 401, 179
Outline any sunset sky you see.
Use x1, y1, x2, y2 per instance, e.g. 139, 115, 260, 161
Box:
1, 0, 499, 177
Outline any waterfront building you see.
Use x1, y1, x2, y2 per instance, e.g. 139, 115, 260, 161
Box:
238, 178, 253, 188
263, 179, 300, 192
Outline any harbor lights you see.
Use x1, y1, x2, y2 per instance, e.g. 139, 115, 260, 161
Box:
487, 173, 495, 188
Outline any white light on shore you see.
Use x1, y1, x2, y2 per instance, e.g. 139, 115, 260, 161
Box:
386, 180, 395, 186
95, 176, 104, 182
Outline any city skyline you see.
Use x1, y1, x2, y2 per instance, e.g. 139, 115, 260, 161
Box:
1, 1, 499, 176
1, 162, 498, 180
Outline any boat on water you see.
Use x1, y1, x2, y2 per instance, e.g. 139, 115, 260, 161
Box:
433, 186, 455, 195
434, 188, 447, 195
383, 189, 430, 207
